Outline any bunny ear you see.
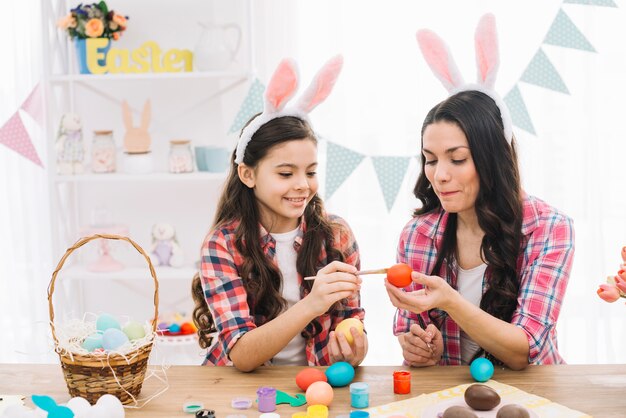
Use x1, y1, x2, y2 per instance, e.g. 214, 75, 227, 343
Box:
295, 55, 343, 114
416, 29, 464, 93
122, 100, 132, 128
141, 99, 151, 130
474, 13, 499, 89
265, 58, 299, 113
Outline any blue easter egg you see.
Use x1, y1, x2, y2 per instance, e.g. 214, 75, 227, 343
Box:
82, 332, 103, 351
325, 361, 355, 387
168, 323, 181, 333
96, 313, 121, 332
470, 357, 494, 382
102, 328, 129, 351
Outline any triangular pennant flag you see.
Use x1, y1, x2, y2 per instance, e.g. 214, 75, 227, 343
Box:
0, 112, 43, 167
520, 48, 570, 94
371, 156, 410, 211
504, 85, 536, 135
228, 78, 265, 134
20, 83, 44, 126
325, 142, 365, 200
544, 9, 595, 52
563, 0, 616, 6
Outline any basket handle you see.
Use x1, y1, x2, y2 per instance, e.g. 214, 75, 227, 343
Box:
47, 234, 160, 346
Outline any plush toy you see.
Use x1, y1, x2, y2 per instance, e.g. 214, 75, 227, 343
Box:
55, 113, 84, 174
149, 222, 184, 267
122, 100, 151, 154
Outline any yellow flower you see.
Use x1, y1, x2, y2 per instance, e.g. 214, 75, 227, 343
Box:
57, 13, 77, 30
112, 14, 127, 28
85, 18, 104, 38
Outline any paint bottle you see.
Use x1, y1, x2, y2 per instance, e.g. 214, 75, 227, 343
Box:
393, 370, 411, 394
350, 382, 369, 408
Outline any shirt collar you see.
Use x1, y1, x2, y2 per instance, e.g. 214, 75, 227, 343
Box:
259, 218, 306, 250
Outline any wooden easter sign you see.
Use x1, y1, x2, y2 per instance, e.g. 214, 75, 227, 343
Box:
86, 38, 193, 74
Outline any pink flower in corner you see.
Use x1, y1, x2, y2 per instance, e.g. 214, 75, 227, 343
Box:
614, 274, 626, 294
597, 284, 621, 303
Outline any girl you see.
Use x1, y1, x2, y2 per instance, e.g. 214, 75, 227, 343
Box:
386, 15, 574, 370
192, 56, 368, 371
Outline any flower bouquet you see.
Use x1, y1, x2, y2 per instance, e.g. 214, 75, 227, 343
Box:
596, 246, 626, 304
57, 1, 129, 74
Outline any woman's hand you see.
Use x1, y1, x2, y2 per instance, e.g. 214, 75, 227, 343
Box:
328, 326, 368, 367
398, 323, 443, 367
385, 271, 458, 314
304, 261, 361, 317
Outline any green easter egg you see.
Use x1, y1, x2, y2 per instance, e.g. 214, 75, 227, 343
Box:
123, 321, 146, 340
82, 333, 103, 351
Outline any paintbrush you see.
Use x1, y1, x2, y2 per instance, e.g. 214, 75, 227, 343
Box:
303, 268, 387, 281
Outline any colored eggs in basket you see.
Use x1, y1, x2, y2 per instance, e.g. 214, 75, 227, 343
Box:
305, 381, 334, 406
102, 328, 129, 350
334, 318, 364, 345
96, 313, 121, 332
296, 367, 328, 391
122, 321, 146, 340
325, 361, 355, 387
82, 332, 104, 351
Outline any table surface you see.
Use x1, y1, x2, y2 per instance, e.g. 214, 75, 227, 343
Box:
1, 364, 625, 417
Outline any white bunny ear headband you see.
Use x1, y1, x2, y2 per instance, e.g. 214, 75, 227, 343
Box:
416, 13, 513, 144
235, 55, 344, 164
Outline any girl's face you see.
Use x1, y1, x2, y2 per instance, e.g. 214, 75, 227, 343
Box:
422, 121, 480, 216
240, 138, 318, 233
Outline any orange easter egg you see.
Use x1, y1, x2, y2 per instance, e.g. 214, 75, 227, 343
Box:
296, 367, 328, 391
180, 322, 196, 335
387, 263, 413, 288
305, 381, 334, 406
334, 318, 364, 345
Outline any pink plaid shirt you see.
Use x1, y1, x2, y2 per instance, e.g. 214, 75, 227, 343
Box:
393, 194, 574, 365
200, 214, 363, 366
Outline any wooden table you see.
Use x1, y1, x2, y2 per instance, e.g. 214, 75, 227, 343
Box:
1, 364, 625, 417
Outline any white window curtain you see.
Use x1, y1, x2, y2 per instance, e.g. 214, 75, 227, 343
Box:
0, 0, 54, 363
253, 0, 626, 365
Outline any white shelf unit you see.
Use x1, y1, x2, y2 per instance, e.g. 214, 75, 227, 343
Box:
42, 0, 255, 329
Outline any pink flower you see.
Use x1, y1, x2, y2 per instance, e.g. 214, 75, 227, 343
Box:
597, 284, 621, 303
112, 14, 127, 28
85, 18, 104, 38
615, 274, 626, 294
57, 13, 77, 30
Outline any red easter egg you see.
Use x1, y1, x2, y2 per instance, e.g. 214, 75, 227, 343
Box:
387, 263, 413, 287
180, 322, 196, 335
296, 367, 328, 391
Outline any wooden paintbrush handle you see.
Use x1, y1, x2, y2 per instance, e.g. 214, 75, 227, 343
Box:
304, 268, 388, 281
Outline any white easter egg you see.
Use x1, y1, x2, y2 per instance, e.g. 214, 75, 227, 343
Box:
95, 394, 125, 418
66, 397, 92, 416
102, 328, 129, 351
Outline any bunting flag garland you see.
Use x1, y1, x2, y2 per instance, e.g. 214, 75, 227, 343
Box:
564, 0, 616, 6
520, 48, 570, 94
228, 78, 265, 135
0, 112, 43, 167
504, 86, 536, 135
20, 82, 44, 126
545, 9, 595, 51
325, 142, 365, 201
371, 156, 411, 211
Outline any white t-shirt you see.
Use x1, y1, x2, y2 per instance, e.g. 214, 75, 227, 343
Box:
457, 263, 487, 365
269, 227, 308, 366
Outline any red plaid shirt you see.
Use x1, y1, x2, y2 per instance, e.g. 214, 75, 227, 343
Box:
393, 194, 575, 365
200, 214, 363, 366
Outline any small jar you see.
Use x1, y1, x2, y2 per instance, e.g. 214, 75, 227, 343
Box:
256, 387, 276, 413
350, 382, 369, 409
91, 130, 116, 173
169, 139, 194, 173
393, 370, 411, 394
349, 411, 370, 418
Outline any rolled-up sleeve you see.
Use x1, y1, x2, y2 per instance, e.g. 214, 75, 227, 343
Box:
511, 214, 574, 363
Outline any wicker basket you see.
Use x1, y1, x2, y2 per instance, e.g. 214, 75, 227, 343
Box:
47, 234, 159, 405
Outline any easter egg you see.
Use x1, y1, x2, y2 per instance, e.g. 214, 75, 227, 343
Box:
334, 318, 364, 345
102, 328, 129, 351
122, 321, 146, 340
464, 384, 501, 411
95, 394, 125, 418
96, 313, 121, 332
325, 361, 355, 387
157, 322, 169, 331
296, 367, 328, 391
305, 381, 333, 406
496, 404, 531, 418
470, 357, 494, 382
168, 323, 181, 333
387, 263, 413, 288
82, 333, 103, 352
66, 397, 92, 416
180, 322, 197, 335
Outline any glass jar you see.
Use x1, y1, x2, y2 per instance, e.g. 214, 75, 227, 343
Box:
169, 139, 194, 173
91, 130, 116, 173
350, 382, 369, 409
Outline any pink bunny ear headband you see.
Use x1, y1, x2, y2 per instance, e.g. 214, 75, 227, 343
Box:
416, 13, 513, 144
235, 55, 344, 164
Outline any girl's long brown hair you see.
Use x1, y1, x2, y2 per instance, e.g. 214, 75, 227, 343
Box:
192, 116, 346, 349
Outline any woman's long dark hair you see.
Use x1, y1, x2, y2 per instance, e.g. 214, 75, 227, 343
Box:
192, 116, 345, 348
415, 91, 523, 359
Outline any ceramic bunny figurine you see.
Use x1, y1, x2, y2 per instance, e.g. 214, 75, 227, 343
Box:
122, 100, 151, 154
55, 113, 84, 174
149, 222, 184, 267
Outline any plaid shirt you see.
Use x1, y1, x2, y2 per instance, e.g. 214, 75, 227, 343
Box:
200, 214, 363, 366
393, 194, 575, 365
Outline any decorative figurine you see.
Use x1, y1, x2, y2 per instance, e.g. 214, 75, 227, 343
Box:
56, 113, 84, 175
149, 222, 184, 267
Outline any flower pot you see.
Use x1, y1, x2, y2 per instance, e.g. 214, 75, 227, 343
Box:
75, 38, 111, 74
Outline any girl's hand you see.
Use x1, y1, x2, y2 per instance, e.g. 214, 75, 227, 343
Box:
385, 271, 457, 314
328, 326, 368, 367
304, 261, 361, 317
398, 323, 443, 367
